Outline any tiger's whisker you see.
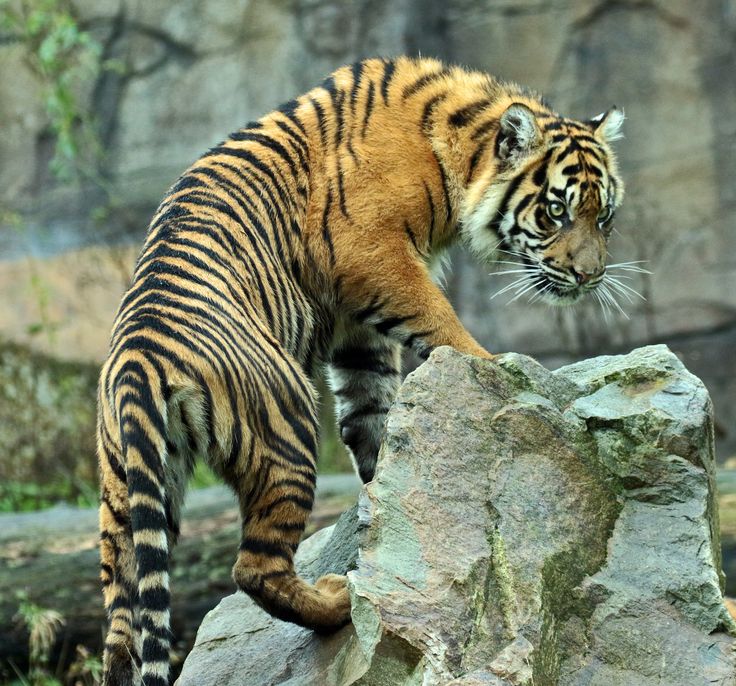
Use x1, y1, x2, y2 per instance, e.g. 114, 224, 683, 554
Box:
606, 276, 646, 301
491, 275, 534, 299
529, 282, 553, 304
489, 269, 539, 276
599, 283, 629, 319
593, 290, 610, 322
507, 278, 545, 304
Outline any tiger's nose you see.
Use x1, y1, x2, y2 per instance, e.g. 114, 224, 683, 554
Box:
571, 267, 601, 285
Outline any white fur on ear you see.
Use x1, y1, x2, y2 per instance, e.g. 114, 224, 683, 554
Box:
591, 106, 625, 142
497, 103, 542, 163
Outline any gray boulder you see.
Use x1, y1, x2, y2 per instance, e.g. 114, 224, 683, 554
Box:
177, 345, 735, 686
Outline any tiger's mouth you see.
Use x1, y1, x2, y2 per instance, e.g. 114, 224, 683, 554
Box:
533, 275, 589, 305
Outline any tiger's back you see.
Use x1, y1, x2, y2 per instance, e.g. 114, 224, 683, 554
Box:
98, 56, 624, 685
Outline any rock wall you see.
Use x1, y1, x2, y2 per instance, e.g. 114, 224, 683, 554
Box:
177, 345, 735, 685
0, 0, 734, 455
0, 339, 98, 507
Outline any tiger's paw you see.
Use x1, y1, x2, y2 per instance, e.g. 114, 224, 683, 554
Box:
314, 572, 348, 598
313, 573, 351, 632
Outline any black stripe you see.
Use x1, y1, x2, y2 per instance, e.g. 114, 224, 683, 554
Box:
362, 81, 375, 138
134, 543, 169, 577
140, 674, 168, 686
416, 344, 434, 360
115, 312, 245, 466
309, 96, 328, 147
467, 140, 489, 184
339, 404, 391, 427
514, 192, 535, 218
471, 118, 496, 140
128, 467, 163, 502
265, 478, 315, 498
112, 360, 166, 437
404, 220, 422, 255
140, 615, 173, 640
424, 181, 436, 244
331, 347, 399, 375
421, 92, 448, 132
350, 61, 364, 113
543, 120, 564, 132
208, 148, 295, 220
120, 418, 165, 482
105, 337, 214, 448
448, 98, 492, 127
230, 131, 300, 181
402, 68, 449, 99
240, 537, 290, 560
257, 494, 313, 520
322, 189, 335, 264
102, 443, 128, 485
434, 154, 452, 223
380, 59, 396, 104
102, 492, 128, 528
488, 171, 528, 234
273, 120, 309, 175
257, 408, 315, 469
321, 75, 345, 147
277, 98, 307, 136
374, 313, 415, 336
131, 505, 168, 536
139, 586, 170, 612
354, 294, 388, 321
142, 636, 170, 663
337, 164, 349, 218
532, 148, 555, 186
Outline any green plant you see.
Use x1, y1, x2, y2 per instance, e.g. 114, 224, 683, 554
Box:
0, 0, 116, 183
0, 479, 98, 512
65, 645, 102, 686
25, 265, 59, 344
12, 595, 65, 686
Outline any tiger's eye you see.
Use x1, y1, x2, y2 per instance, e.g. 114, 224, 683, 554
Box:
547, 201, 566, 219
598, 206, 613, 223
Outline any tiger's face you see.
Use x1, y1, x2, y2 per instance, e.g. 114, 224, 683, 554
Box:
463, 102, 625, 306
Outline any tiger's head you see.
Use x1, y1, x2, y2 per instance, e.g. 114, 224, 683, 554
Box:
462, 101, 625, 305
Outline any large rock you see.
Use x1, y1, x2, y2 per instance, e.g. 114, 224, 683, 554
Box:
177, 345, 735, 686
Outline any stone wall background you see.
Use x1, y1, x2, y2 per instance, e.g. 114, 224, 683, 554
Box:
1, 0, 735, 458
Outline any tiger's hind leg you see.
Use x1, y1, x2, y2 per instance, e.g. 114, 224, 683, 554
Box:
328, 328, 402, 483
229, 370, 351, 633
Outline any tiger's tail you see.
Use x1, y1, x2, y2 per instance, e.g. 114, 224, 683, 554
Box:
101, 356, 173, 686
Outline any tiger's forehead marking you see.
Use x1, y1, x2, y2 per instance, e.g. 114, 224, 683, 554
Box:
541, 117, 611, 215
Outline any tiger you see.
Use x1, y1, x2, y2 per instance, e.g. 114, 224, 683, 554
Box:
97, 55, 624, 686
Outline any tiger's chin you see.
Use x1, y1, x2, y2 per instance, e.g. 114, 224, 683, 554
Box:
535, 280, 589, 306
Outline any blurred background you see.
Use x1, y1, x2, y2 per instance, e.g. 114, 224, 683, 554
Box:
0, 0, 734, 683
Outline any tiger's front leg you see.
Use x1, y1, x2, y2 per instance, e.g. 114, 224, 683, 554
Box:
336, 239, 494, 363
328, 326, 402, 483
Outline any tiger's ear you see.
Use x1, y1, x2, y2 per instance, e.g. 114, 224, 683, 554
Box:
590, 106, 625, 142
497, 103, 543, 164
